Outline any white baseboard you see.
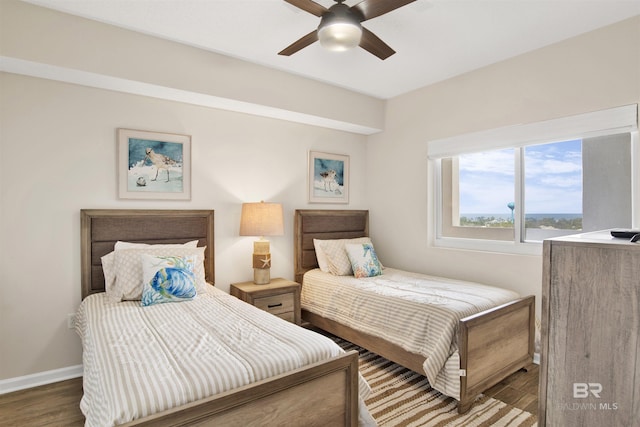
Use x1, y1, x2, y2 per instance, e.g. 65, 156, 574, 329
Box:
0, 365, 83, 394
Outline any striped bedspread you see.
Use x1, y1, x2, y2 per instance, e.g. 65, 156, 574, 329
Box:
301, 268, 520, 400
76, 287, 371, 426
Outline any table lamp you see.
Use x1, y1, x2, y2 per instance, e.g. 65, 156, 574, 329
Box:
239, 201, 284, 285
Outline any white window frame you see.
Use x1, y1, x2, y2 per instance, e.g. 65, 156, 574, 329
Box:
428, 105, 639, 255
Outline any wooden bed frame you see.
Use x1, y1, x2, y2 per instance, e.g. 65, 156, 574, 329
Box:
80, 209, 360, 426
294, 209, 536, 414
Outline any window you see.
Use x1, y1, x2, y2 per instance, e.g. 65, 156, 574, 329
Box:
523, 139, 584, 241
429, 105, 638, 254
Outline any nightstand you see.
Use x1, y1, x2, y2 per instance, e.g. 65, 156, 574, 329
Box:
230, 278, 301, 325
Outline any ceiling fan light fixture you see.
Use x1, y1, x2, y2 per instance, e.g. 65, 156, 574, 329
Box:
317, 4, 362, 52
318, 22, 362, 51
280, 0, 411, 60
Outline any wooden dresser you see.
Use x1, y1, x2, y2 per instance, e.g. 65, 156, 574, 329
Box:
539, 230, 640, 426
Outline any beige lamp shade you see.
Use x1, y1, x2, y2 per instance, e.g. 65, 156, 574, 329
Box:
239, 202, 284, 237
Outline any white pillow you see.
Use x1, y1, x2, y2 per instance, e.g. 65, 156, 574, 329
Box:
345, 242, 383, 278
314, 237, 373, 276
102, 240, 200, 300
113, 246, 206, 301
101, 252, 116, 296
313, 239, 331, 273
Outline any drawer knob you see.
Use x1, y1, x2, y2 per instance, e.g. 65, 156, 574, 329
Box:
268, 303, 283, 308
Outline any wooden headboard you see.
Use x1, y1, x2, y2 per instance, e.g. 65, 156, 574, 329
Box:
80, 209, 214, 299
293, 210, 369, 283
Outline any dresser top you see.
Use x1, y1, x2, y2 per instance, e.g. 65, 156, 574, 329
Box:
546, 229, 640, 249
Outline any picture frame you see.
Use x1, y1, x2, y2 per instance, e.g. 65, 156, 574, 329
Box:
308, 151, 349, 204
118, 128, 191, 200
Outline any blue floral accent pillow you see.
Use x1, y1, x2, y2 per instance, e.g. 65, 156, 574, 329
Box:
140, 254, 197, 306
344, 243, 383, 278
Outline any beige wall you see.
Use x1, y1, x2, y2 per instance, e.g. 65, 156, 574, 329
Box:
0, 0, 373, 382
0, 72, 369, 381
366, 16, 640, 315
0, 72, 370, 381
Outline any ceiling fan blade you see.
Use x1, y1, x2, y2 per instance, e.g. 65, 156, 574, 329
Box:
284, 0, 328, 17
359, 27, 395, 60
351, 0, 416, 22
278, 30, 319, 56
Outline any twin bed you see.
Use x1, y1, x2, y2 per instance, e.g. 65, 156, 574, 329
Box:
293, 209, 535, 414
77, 208, 535, 426
79, 209, 368, 426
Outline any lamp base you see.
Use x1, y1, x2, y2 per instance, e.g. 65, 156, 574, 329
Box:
253, 268, 270, 285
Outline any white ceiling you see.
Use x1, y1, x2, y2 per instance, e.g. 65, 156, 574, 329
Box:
22, 0, 640, 99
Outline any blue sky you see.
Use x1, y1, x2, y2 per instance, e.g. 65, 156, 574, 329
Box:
459, 139, 582, 215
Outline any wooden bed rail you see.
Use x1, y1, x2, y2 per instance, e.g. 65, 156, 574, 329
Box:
122, 350, 360, 427
458, 295, 536, 413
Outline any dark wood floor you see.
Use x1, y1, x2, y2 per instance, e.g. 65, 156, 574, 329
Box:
0, 365, 538, 426
485, 363, 540, 416
0, 378, 84, 427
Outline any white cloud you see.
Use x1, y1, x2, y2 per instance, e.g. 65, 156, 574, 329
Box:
458, 141, 583, 214
459, 150, 514, 175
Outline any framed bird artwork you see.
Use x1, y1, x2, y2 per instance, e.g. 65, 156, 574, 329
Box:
117, 128, 191, 200
308, 150, 349, 204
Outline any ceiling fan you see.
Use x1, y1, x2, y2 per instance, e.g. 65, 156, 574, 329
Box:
279, 0, 416, 60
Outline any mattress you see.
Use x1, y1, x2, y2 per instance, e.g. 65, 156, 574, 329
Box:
76, 287, 372, 426
301, 268, 521, 399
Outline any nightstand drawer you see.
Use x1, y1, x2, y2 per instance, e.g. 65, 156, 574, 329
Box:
253, 293, 294, 315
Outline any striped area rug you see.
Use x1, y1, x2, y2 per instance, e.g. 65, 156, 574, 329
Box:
335, 338, 538, 427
